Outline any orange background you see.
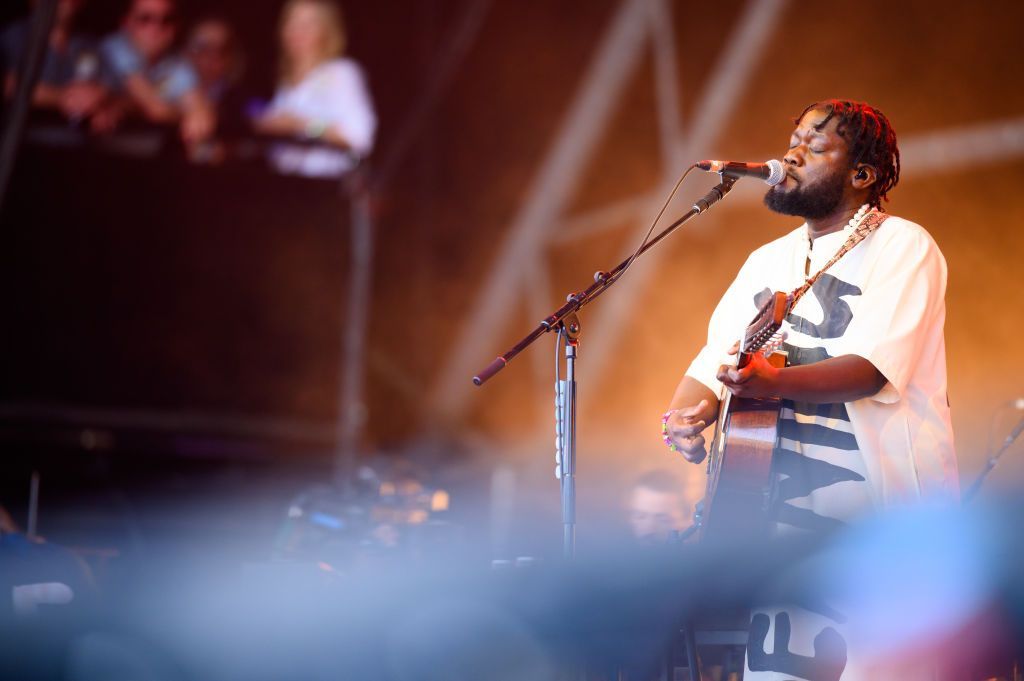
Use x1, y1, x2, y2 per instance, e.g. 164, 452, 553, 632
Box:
364, 0, 1024, 517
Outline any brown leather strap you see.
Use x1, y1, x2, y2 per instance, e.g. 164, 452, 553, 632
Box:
789, 211, 890, 308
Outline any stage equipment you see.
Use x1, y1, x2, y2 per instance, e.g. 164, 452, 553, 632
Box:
274, 465, 454, 567
964, 399, 1024, 502
473, 163, 746, 560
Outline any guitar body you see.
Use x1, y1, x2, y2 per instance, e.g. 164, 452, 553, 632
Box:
682, 290, 789, 543
700, 351, 786, 543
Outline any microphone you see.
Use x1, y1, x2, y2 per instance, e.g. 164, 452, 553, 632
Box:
696, 159, 785, 186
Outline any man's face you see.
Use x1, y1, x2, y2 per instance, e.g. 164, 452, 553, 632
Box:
188, 21, 231, 85
125, 0, 178, 62
764, 108, 853, 220
628, 487, 684, 544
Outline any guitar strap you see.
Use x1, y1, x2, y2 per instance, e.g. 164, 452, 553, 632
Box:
788, 210, 890, 308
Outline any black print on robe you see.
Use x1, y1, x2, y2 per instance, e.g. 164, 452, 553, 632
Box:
787, 400, 851, 422
779, 341, 830, 367
785, 274, 862, 340
771, 448, 865, 532
778, 421, 858, 450
748, 287, 867, 534
777, 343, 851, 422
755, 273, 862, 341
748, 612, 847, 681
746, 273, 863, 680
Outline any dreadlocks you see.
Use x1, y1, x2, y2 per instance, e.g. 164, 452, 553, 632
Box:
795, 99, 901, 210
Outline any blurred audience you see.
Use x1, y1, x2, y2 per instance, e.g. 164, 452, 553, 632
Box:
185, 14, 246, 135
1, 0, 110, 124
97, 0, 213, 143
182, 13, 247, 161
255, 0, 376, 178
0, 0, 379, 173
626, 469, 689, 545
185, 15, 242, 104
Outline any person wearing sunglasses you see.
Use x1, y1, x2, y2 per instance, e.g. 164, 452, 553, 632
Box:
96, 0, 213, 144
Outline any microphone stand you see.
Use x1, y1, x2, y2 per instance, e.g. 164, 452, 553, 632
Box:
473, 173, 739, 559
963, 414, 1024, 503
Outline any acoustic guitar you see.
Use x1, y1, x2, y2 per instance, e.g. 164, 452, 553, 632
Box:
699, 291, 790, 543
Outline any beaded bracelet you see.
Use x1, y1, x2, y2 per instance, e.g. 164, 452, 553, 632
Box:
304, 119, 328, 140
661, 410, 679, 452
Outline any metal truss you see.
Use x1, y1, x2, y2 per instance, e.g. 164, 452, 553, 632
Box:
431, 0, 1024, 434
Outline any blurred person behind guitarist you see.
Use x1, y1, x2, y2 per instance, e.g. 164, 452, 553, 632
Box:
626, 469, 689, 546
662, 99, 958, 680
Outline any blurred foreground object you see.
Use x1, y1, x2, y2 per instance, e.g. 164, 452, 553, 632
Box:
626, 469, 689, 545
1, 501, 1021, 679
273, 461, 458, 572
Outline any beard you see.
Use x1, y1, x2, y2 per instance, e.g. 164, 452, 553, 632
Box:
763, 165, 847, 220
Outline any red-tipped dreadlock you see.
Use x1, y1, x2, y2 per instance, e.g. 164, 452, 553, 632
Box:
795, 99, 901, 211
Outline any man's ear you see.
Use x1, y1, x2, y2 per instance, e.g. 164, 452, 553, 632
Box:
852, 164, 877, 190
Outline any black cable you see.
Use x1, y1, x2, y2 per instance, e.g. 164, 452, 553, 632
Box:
602, 164, 697, 289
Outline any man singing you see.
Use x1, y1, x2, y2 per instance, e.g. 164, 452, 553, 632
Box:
663, 100, 959, 679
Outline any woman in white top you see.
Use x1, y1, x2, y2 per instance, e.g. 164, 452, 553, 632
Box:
255, 0, 376, 178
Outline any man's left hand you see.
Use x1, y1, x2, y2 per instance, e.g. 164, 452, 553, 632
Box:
716, 351, 781, 399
